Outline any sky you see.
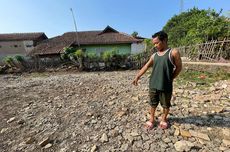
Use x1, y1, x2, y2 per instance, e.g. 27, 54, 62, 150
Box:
0, 0, 229, 39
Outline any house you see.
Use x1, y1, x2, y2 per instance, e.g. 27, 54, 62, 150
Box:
29, 26, 145, 58
0, 32, 48, 63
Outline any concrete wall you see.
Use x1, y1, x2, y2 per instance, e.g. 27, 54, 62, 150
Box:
0, 40, 34, 64
82, 44, 131, 56
131, 42, 145, 54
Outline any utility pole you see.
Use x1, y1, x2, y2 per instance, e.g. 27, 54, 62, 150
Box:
70, 8, 80, 48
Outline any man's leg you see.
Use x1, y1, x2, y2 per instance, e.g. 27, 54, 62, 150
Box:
159, 91, 172, 127
149, 106, 157, 123
146, 89, 159, 129
162, 108, 169, 122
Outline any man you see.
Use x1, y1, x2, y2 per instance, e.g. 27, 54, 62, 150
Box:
132, 31, 182, 130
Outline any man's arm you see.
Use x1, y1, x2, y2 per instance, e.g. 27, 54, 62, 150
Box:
132, 56, 154, 86
172, 49, 182, 79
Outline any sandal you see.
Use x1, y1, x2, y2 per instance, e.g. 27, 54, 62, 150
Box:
144, 121, 154, 131
159, 121, 168, 129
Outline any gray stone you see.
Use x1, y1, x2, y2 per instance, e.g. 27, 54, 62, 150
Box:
223, 139, 230, 146
222, 128, 230, 140
44, 143, 52, 149
38, 137, 50, 147
174, 140, 194, 152
120, 143, 129, 152
100, 133, 108, 142
7, 117, 16, 123
90, 145, 97, 152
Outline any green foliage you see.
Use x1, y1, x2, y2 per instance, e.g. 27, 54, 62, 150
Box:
63, 47, 76, 54
101, 49, 117, 61
60, 53, 66, 60
86, 51, 100, 61
74, 49, 84, 58
132, 53, 143, 61
102, 51, 113, 61
175, 69, 230, 88
61, 47, 85, 60
3, 56, 14, 65
144, 39, 154, 52
61, 47, 76, 60
14, 55, 24, 62
163, 8, 230, 47
131, 31, 138, 37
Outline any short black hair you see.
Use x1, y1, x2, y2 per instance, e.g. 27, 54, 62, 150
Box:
152, 31, 168, 42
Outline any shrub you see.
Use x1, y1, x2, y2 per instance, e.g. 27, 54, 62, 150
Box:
14, 55, 24, 62
74, 49, 84, 58
101, 50, 116, 61
3, 56, 14, 66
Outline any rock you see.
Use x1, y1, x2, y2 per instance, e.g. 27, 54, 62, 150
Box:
141, 134, 149, 141
123, 133, 134, 143
207, 127, 212, 131
116, 111, 126, 118
1, 128, 8, 134
109, 128, 119, 137
17, 119, 25, 125
132, 96, 139, 101
174, 129, 180, 136
100, 133, 108, 143
222, 128, 230, 140
174, 140, 194, 152
189, 130, 210, 141
221, 84, 228, 89
219, 146, 229, 151
223, 139, 230, 146
180, 129, 191, 138
133, 140, 143, 149
163, 137, 171, 143
7, 117, 16, 123
44, 143, 52, 149
130, 130, 139, 137
120, 143, 129, 151
213, 107, 224, 113
25, 137, 35, 144
90, 145, 97, 152
38, 137, 50, 147
1, 71, 230, 152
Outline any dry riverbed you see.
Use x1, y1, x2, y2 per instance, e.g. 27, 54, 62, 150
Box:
0, 70, 230, 152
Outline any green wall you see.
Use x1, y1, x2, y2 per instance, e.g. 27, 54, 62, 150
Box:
82, 44, 131, 56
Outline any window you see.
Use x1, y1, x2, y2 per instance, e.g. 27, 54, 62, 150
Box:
26, 44, 33, 47
14, 45, 18, 48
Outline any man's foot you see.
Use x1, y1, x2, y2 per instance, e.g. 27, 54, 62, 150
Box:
158, 121, 168, 129
144, 121, 154, 131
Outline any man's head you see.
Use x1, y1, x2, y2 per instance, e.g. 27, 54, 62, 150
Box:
152, 31, 168, 51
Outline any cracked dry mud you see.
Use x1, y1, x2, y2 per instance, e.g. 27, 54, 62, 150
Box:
0, 71, 230, 152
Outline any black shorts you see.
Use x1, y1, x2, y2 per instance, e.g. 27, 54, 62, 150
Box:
149, 89, 172, 108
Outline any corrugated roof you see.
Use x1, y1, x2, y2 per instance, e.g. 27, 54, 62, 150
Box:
30, 26, 144, 56
0, 32, 48, 41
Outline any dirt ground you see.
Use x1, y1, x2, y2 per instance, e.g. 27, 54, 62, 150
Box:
0, 70, 230, 152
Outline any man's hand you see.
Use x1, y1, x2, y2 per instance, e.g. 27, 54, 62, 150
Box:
131, 55, 153, 86
132, 77, 139, 86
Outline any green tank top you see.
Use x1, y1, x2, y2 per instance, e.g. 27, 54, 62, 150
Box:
149, 48, 175, 92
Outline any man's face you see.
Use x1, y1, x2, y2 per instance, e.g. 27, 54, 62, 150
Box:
152, 37, 165, 51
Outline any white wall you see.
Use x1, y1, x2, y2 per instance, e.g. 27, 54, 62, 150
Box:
131, 42, 145, 54
0, 40, 34, 65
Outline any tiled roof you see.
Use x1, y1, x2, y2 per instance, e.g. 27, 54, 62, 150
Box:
0, 32, 48, 41
30, 26, 144, 56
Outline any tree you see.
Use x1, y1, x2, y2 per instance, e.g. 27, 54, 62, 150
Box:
163, 8, 230, 47
131, 31, 138, 37
61, 47, 85, 70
